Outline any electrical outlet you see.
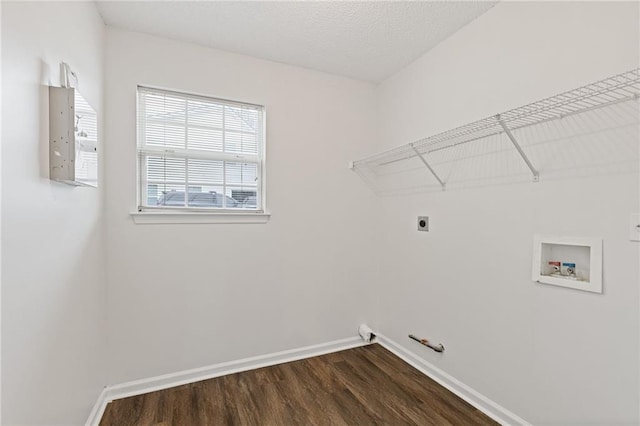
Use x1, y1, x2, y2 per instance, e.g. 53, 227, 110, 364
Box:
630, 214, 640, 242
418, 216, 429, 232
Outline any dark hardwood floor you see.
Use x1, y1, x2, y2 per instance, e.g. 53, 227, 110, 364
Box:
100, 344, 497, 425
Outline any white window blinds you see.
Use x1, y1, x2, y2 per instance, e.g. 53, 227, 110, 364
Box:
137, 86, 264, 211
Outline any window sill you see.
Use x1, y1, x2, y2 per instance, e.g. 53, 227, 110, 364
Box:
130, 211, 271, 224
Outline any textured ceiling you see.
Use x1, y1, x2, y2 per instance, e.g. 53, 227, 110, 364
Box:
96, 1, 496, 83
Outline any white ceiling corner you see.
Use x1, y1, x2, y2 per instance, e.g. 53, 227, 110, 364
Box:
95, 1, 497, 83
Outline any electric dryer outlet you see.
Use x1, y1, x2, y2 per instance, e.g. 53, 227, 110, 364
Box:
418, 216, 429, 232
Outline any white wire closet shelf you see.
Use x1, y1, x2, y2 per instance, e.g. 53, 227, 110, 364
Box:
351, 69, 640, 195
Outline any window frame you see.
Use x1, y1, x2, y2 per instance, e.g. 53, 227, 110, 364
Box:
134, 85, 267, 219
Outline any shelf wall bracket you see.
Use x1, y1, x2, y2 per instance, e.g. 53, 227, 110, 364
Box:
496, 114, 539, 182
411, 144, 446, 190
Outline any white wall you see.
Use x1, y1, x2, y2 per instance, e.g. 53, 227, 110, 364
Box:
1, 2, 107, 424
104, 29, 381, 384
3, 3, 637, 424
376, 2, 639, 424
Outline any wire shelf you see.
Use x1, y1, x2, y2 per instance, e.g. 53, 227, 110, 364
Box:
351, 69, 640, 194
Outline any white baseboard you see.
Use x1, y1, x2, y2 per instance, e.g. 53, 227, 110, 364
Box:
86, 336, 366, 426
377, 334, 530, 426
85, 387, 108, 426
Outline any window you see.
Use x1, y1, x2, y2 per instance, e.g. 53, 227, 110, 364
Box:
136, 86, 265, 212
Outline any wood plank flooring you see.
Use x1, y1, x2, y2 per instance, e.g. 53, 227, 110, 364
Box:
100, 344, 497, 425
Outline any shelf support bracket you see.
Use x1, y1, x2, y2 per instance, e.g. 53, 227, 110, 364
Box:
411, 144, 445, 190
496, 114, 539, 182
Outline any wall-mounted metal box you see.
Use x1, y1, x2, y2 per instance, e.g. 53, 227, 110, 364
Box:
49, 87, 98, 187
